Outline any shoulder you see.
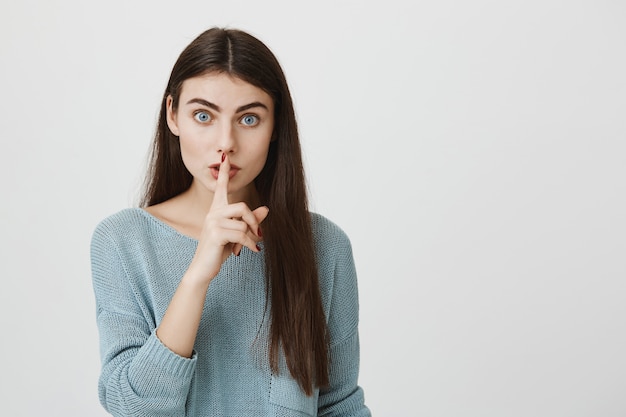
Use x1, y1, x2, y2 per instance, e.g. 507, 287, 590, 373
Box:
309, 212, 355, 277
310, 212, 352, 251
92, 208, 152, 241
91, 208, 174, 255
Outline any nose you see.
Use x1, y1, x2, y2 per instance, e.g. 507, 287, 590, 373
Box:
216, 122, 237, 154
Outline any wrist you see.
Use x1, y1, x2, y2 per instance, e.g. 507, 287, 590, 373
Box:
182, 261, 214, 290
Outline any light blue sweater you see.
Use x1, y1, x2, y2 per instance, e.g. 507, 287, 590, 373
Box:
91, 208, 370, 417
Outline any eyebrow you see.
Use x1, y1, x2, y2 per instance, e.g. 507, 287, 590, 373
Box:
186, 98, 269, 113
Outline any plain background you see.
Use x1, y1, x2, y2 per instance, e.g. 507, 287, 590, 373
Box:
1, 1, 625, 416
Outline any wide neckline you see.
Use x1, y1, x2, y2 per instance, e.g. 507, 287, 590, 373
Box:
134, 207, 200, 243
133, 208, 266, 250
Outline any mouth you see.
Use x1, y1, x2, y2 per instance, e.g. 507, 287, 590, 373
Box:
209, 163, 240, 180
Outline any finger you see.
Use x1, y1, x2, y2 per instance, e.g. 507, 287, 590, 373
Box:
252, 206, 270, 237
238, 205, 270, 238
212, 153, 230, 208
218, 203, 268, 238
232, 207, 269, 256
218, 217, 251, 234
253, 206, 270, 225
220, 229, 262, 254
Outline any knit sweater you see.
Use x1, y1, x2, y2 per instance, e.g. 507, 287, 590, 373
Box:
90, 208, 370, 417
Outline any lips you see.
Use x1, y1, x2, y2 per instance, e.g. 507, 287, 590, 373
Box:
209, 163, 240, 180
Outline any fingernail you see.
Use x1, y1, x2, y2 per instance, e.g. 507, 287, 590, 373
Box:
221, 153, 226, 163
257, 227, 263, 238
256, 244, 262, 252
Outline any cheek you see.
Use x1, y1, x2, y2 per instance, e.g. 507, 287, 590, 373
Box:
251, 143, 272, 178
178, 137, 204, 171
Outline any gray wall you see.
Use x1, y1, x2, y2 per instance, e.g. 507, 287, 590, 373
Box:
1, 1, 625, 415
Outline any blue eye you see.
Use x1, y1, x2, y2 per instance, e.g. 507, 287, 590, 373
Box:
241, 114, 259, 126
194, 111, 211, 123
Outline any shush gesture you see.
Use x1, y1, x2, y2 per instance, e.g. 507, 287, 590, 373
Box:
156, 153, 269, 357
189, 152, 269, 285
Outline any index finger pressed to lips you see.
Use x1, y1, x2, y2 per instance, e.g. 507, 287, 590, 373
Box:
212, 153, 230, 208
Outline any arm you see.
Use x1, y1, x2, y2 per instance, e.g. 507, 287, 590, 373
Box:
317, 229, 371, 417
319, 333, 370, 417
92, 226, 197, 417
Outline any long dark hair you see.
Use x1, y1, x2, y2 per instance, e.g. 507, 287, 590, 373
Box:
141, 28, 329, 395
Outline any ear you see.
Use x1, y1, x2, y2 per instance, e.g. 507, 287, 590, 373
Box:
165, 95, 180, 136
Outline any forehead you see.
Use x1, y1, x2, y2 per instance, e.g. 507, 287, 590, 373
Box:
179, 73, 273, 110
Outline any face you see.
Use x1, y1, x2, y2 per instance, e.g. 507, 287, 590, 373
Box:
167, 72, 274, 204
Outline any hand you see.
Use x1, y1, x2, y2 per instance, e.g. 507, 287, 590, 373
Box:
188, 153, 269, 284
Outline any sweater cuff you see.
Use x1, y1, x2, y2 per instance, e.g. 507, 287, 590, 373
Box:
127, 330, 197, 398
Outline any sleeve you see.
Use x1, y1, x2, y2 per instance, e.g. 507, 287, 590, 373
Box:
317, 231, 371, 417
90, 223, 197, 417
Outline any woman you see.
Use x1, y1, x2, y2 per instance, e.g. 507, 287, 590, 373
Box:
91, 27, 370, 416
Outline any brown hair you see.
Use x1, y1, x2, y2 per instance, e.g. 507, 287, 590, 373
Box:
141, 28, 329, 395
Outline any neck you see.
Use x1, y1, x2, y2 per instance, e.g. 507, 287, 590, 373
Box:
182, 180, 261, 215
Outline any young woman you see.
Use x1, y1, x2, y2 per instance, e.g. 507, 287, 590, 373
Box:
91, 27, 370, 416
